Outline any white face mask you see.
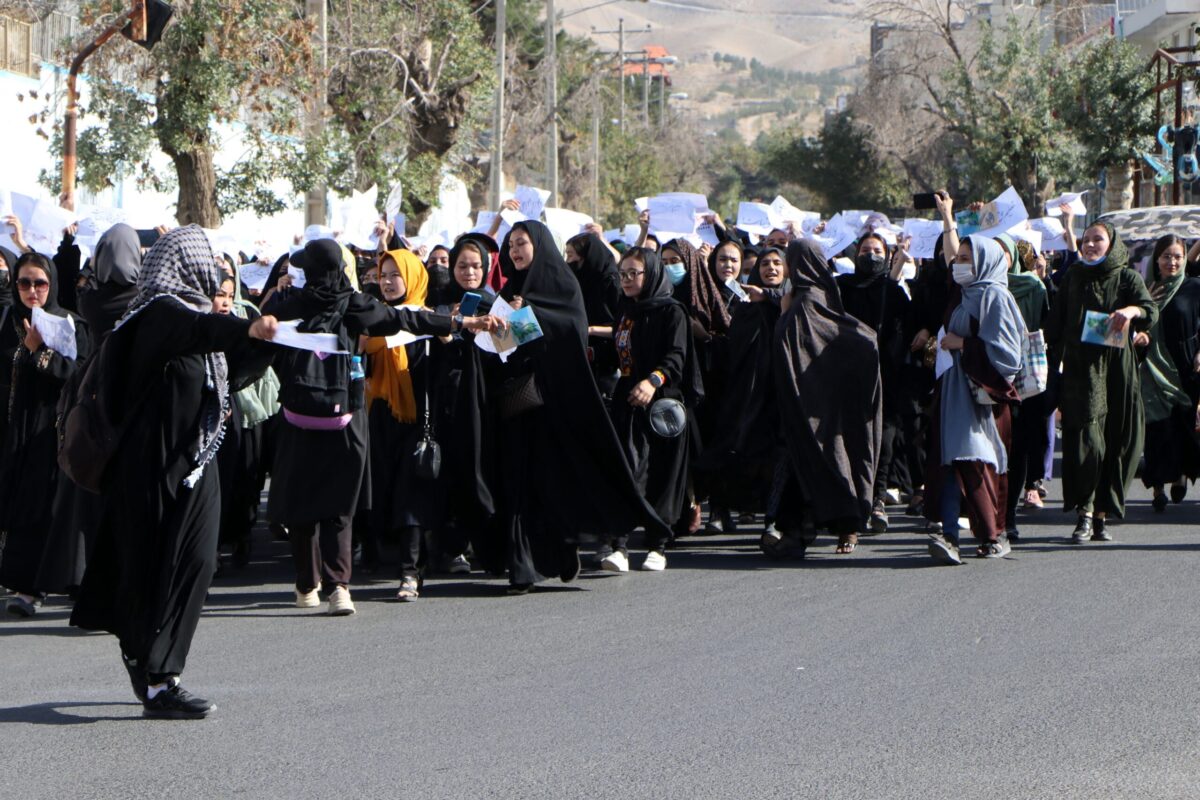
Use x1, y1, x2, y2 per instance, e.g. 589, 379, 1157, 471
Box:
952, 262, 974, 286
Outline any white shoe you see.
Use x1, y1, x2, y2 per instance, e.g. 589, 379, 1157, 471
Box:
294, 587, 321, 608
600, 550, 629, 573
327, 586, 356, 616
957, 516, 971, 531
641, 551, 667, 571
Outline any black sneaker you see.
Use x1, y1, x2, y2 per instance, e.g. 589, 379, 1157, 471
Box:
1069, 516, 1092, 544
1153, 493, 1168, 513
5, 595, 39, 617
1034, 480, 1047, 499
560, 546, 581, 583
1090, 517, 1112, 542
122, 653, 148, 703
142, 684, 215, 719
1172, 484, 1187, 504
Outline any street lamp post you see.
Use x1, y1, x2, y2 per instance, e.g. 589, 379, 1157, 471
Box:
490, 0, 507, 210
545, 0, 558, 205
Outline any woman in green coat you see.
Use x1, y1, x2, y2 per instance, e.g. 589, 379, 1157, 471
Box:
1044, 222, 1156, 543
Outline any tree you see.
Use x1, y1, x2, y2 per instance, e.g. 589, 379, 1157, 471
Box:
1057, 35, 1156, 209
764, 109, 907, 217
43, 0, 314, 227
320, 0, 495, 220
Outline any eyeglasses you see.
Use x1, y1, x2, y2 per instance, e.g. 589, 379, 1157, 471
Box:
17, 278, 49, 291
618, 270, 645, 281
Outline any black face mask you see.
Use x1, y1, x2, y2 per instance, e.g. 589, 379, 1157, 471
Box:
429, 265, 451, 294
0, 270, 10, 291
855, 253, 887, 279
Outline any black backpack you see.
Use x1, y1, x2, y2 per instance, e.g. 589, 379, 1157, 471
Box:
277, 296, 363, 418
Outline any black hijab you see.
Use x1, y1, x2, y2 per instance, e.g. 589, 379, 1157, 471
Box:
12, 252, 66, 335
289, 239, 355, 332
774, 240, 882, 530
0, 246, 16, 309
567, 232, 621, 326
426, 245, 452, 300
438, 238, 494, 313
620, 247, 675, 313
93, 223, 142, 288
750, 246, 787, 289
499, 221, 586, 346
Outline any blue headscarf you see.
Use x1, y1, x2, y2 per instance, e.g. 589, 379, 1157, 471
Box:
940, 235, 1026, 471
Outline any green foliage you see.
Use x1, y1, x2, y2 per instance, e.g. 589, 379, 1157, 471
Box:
1057, 36, 1156, 169
764, 110, 907, 217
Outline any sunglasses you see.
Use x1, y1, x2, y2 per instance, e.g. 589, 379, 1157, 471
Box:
17, 278, 49, 291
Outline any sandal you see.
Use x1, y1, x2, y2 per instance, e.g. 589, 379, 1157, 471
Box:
835, 533, 858, 554
396, 575, 420, 602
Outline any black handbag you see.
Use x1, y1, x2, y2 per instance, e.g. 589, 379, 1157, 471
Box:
410, 341, 442, 480
496, 372, 544, 420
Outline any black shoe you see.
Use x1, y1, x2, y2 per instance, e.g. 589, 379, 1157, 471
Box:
142, 684, 215, 719
1153, 493, 1168, 513
1006, 527, 1020, 544
231, 539, 251, 568
1172, 484, 1187, 504
506, 582, 532, 595
1069, 516, 1092, 544
561, 546, 581, 583
122, 653, 148, 703
1091, 517, 1112, 542
1035, 480, 1047, 499
5, 595, 39, 617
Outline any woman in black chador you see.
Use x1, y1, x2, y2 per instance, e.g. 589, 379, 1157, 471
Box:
597, 246, 701, 572
71, 226, 276, 719
0, 252, 90, 616
494, 221, 671, 592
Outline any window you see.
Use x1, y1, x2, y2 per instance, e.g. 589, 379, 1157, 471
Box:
0, 15, 36, 78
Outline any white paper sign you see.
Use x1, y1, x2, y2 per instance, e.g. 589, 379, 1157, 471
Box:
975, 186, 1029, 239
239, 263, 273, 293
648, 196, 698, 238
1044, 191, 1087, 217
737, 202, 776, 235
31, 307, 77, 360
272, 320, 347, 354
934, 327, 953, 379
287, 266, 307, 289
901, 218, 944, 260
634, 197, 650, 214
1007, 221, 1043, 254
514, 185, 551, 220
1029, 217, 1070, 252
811, 220, 859, 260
696, 221, 721, 247
770, 195, 818, 227
543, 207, 594, 244
384, 183, 404, 228
25, 199, 76, 255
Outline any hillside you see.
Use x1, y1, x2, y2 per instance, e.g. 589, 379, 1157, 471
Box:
558, 0, 871, 140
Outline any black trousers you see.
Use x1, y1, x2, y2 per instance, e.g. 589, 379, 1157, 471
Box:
291, 514, 353, 591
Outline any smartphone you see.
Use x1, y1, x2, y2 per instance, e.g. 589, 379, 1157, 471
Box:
724, 277, 749, 302
913, 192, 939, 210
136, 228, 161, 248
459, 291, 483, 317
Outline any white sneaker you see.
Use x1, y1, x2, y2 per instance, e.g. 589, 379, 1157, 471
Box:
294, 587, 321, 608
600, 550, 629, 573
327, 586, 356, 616
641, 551, 667, 571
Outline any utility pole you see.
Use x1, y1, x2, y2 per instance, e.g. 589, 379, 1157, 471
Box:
592, 75, 601, 219
617, 18, 624, 135
659, 73, 666, 129
490, 0, 507, 209
642, 50, 649, 127
545, 0, 559, 205
304, 0, 328, 227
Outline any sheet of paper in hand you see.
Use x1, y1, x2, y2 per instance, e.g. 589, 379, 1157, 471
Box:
901, 219, 945, 260
648, 196, 699, 238
934, 327, 953, 379
1081, 310, 1126, 348
514, 185, 551, 220
287, 266, 307, 289
974, 186, 1030, 238
475, 295, 517, 362
31, 307, 77, 360
239, 263, 273, 293
1029, 217, 1070, 252
273, 320, 348, 354
1044, 191, 1087, 217
1007, 221, 1043, 254
737, 202, 776, 236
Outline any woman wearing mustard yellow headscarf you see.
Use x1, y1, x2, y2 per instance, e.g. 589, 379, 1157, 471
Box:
365, 249, 441, 601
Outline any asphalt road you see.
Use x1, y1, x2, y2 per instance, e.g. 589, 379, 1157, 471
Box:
4, 476, 1200, 799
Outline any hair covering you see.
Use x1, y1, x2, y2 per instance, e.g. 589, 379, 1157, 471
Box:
666, 238, 730, 335
620, 247, 674, 313
749, 246, 787, 288
0, 246, 17, 309
940, 235, 1026, 470
440, 237, 494, 312
364, 249, 429, 423
12, 252, 65, 331
114, 225, 229, 486
288, 238, 357, 333
93, 223, 142, 288
1141, 234, 1192, 423
567, 232, 621, 325
774, 240, 882, 529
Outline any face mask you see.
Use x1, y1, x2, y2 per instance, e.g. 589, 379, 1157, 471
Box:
952, 262, 974, 286
1080, 254, 1106, 267
664, 263, 687, 286
0, 270, 9, 291
855, 253, 886, 277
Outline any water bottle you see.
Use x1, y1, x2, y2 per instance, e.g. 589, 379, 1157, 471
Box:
349, 355, 366, 411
